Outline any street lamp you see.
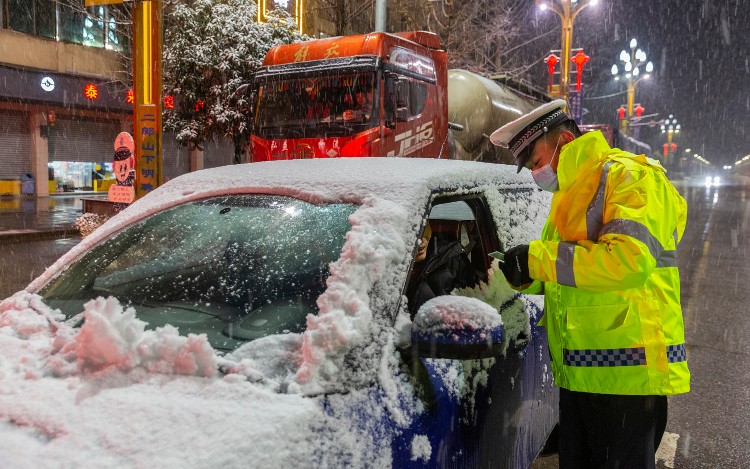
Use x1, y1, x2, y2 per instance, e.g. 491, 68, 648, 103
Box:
611, 38, 653, 134
536, 0, 599, 104
661, 114, 680, 165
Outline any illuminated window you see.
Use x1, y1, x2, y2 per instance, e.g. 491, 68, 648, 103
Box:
81, 6, 106, 48
57, 3, 128, 52
258, 0, 303, 33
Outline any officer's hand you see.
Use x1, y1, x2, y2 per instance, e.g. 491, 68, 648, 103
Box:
501, 245, 531, 288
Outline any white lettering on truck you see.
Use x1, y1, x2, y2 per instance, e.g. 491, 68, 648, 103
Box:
387, 122, 434, 157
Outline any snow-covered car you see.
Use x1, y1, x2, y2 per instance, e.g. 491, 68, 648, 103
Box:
0, 158, 556, 468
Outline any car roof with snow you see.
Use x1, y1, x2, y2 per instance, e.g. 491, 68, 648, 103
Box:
28, 158, 534, 292
142, 157, 531, 207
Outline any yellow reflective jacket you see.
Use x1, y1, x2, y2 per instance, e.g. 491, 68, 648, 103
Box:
529, 131, 690, 395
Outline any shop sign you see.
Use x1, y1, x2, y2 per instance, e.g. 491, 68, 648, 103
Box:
40, 76, 55, 92
1, 65, 130, 111
84, 84, 99, 100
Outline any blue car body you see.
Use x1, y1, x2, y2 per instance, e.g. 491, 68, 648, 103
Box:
23, 158, 557, 467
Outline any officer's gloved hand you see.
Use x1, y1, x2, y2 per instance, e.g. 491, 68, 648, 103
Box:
501, 244, 532, 289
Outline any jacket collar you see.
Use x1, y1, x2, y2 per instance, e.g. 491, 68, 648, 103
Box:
557, 131, 613, 191
557, 131, 668, 191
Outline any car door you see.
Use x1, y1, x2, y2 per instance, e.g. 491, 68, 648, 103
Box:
392, 188, 557, 468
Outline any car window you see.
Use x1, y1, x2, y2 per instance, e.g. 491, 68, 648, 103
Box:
408, 80, 428, 116
405, 198, 496, 316
40, 195, 357, 352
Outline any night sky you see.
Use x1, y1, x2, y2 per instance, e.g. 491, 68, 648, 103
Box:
520, 0, 749, 167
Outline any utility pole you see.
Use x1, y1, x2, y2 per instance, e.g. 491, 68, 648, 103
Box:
375, 0, 387, 32
132, 0, 163, 200
86, 0, 163, 201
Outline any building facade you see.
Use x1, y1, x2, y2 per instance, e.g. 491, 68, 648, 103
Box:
0, 0, 234, 197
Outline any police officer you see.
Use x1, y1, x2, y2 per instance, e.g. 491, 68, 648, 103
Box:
490, 100, 689, 469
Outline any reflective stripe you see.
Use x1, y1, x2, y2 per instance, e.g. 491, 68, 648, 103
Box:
564, 347, 647, 367
556, 242, 577, 287
667, 343, 687, 363
656, 250, 677, 268
585, 160, 614, 240
600, 218, 664, 261
564, 344, 687, 367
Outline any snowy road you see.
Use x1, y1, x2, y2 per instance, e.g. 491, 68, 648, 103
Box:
667, 175, 750, 468
0, 236, 81, 299
2, 175, 749, 468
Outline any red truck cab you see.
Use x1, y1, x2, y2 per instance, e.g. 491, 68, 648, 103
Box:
249, 31, 449, 161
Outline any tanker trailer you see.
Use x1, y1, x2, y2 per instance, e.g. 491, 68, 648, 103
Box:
448, 70, 546, 163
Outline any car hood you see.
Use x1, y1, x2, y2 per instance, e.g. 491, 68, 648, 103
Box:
0, 292, 400, 467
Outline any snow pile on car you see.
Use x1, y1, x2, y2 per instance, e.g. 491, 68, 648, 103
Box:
413, 295, 503, 333
0, 293, 216, 379
0, 291, 407, 467
293, 197, 413, 394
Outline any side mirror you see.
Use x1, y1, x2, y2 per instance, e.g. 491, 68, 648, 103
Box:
384, 73, 410, 125
411, 296, 504, 360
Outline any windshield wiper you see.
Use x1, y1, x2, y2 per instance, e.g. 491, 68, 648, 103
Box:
140, 300, 245, 322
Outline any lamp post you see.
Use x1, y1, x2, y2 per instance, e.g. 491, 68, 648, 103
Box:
536, 0, 599, 104
661, 114, 680, 166
611, 38, 653, 135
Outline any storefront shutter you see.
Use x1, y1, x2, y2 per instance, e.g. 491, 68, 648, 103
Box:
162, 132, 189, 182
204, 138, 235, 169
49, 118, 121, 164
0, 112, 31, 179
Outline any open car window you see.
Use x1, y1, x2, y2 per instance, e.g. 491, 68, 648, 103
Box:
405, 198, 498, 317
40, 195, 357, 352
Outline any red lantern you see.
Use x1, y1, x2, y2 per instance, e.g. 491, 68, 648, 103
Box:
663, 143, 669, 156
617, 106, 626, 120
671, 143, 677, 152
544, 54, 559, 75
571, 50, 590, 91
544, 54, 559, 89
634, 104, 645, 118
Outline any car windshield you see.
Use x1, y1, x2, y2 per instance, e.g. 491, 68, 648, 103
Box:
40, 195, 357, 352
254, 72, 377, 138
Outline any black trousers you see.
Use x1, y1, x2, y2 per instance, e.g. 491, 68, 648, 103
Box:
558, 388, 668, 469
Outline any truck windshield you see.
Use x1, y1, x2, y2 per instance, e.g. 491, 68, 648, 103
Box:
254, 72, 377, 138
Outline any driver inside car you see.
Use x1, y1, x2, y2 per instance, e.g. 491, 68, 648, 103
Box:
406, 222, 477, 316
